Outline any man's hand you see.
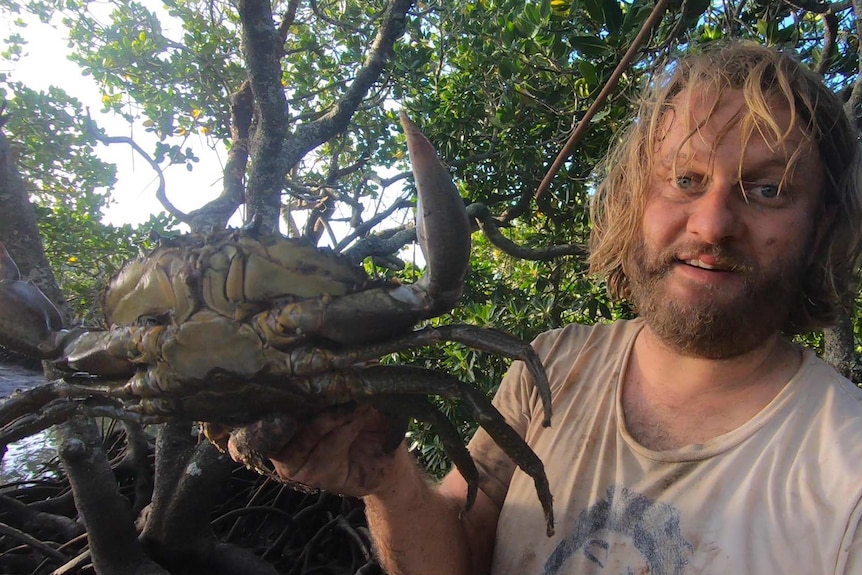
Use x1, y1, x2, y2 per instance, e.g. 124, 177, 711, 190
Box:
227, 404, 500, 575
227, 404, 402, 497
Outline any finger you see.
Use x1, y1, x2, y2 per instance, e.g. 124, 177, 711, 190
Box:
273, 407, 375, 481
275, 405, 366, 466
228, 403, 362, 466
227, 414, 299, 464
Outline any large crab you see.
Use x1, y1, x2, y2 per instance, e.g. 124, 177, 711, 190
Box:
0, 114, 555, 535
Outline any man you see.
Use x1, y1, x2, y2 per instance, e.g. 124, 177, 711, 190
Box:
232, 42, 862, 574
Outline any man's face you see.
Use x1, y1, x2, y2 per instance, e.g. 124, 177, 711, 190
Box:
628, 89, 825, 358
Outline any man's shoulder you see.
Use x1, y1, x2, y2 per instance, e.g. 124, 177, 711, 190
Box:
532, 317, 642, 351
525, 319, 642, 384
799, 350, 862, 416
790, 351, 862, 461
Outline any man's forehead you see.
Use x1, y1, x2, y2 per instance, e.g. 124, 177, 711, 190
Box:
657, 88, 812, 161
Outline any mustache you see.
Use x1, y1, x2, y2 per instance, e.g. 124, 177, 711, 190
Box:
651, 242, 754, 274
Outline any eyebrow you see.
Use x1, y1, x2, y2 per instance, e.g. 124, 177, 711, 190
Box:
657, 145, 798, 173
739, 155, 790, 175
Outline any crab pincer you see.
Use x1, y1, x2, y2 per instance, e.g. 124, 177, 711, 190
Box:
399, 111, 471, 317
0, 242, 64, 359
265, 113, 474, 344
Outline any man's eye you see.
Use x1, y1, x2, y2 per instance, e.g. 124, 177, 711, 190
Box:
748, 184, 780, 199
676, 176, 694, 189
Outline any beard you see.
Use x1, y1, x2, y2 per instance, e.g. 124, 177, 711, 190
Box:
626, 240, 808, 359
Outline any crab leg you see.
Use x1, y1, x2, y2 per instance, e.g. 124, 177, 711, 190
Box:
371, 394, 480, 511
327, 365, 554, 536
260, 324, 553, 427
0, 380, 157, 452
89, 314, 553, 427
454, 377, 555, 537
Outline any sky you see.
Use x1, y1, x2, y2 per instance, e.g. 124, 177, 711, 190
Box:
0, 10, 227, 228
0, 5, 419, 257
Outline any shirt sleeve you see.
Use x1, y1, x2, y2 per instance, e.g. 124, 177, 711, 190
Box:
838, 496, 862, 574
466, 349, 543, 509
464, 323, 592, 509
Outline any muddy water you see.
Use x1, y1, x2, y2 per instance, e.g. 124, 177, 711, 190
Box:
0, 363, 60, 482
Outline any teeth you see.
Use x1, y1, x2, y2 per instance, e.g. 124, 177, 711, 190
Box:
685, 259, 716, 270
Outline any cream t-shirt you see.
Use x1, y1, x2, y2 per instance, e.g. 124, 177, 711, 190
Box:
468, 318, 862, 574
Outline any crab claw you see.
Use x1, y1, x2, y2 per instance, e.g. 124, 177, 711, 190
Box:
0, 242, 65, 359
263, 115, 472, 345
0, 243, 19, 281
399, 112, 471, 317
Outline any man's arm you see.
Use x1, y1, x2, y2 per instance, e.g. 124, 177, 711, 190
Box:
365, 450, 500, 575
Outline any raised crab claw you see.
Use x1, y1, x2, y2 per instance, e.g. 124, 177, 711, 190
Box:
0, 113, 555, 535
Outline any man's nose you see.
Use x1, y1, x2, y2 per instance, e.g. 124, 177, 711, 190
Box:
685, 180, 743, 244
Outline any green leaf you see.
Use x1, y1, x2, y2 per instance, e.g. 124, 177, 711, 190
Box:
682, 0, 711, 26
580, 0, 606, 23
578, 59, 599, 87
523, 3, 541, 25
620, 0, 651, 35
568, 35, 610, 57
602, 0, 624, 34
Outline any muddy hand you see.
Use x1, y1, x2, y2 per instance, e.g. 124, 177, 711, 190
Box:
227, 404, 402, 497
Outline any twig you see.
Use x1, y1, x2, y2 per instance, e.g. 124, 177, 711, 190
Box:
84, 111, 187, 223
535, 0, 672, 202
842, 0, 862, 119
50, 549, 91, 575
0, 520, 67, 563
335, 196, 413, 251
467, 203, 587, 261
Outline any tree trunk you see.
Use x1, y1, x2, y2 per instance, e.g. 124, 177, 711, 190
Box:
0, 128, 67, 317
58, 417, 170, 575
823, 313, 860, 382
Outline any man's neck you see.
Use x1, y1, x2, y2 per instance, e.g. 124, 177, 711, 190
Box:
622, 325, 802, 450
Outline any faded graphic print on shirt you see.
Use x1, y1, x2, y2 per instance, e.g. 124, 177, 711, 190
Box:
543, 485, 694, 574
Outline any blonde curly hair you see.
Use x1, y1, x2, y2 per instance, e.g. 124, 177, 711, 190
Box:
588, 41, 862, 333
